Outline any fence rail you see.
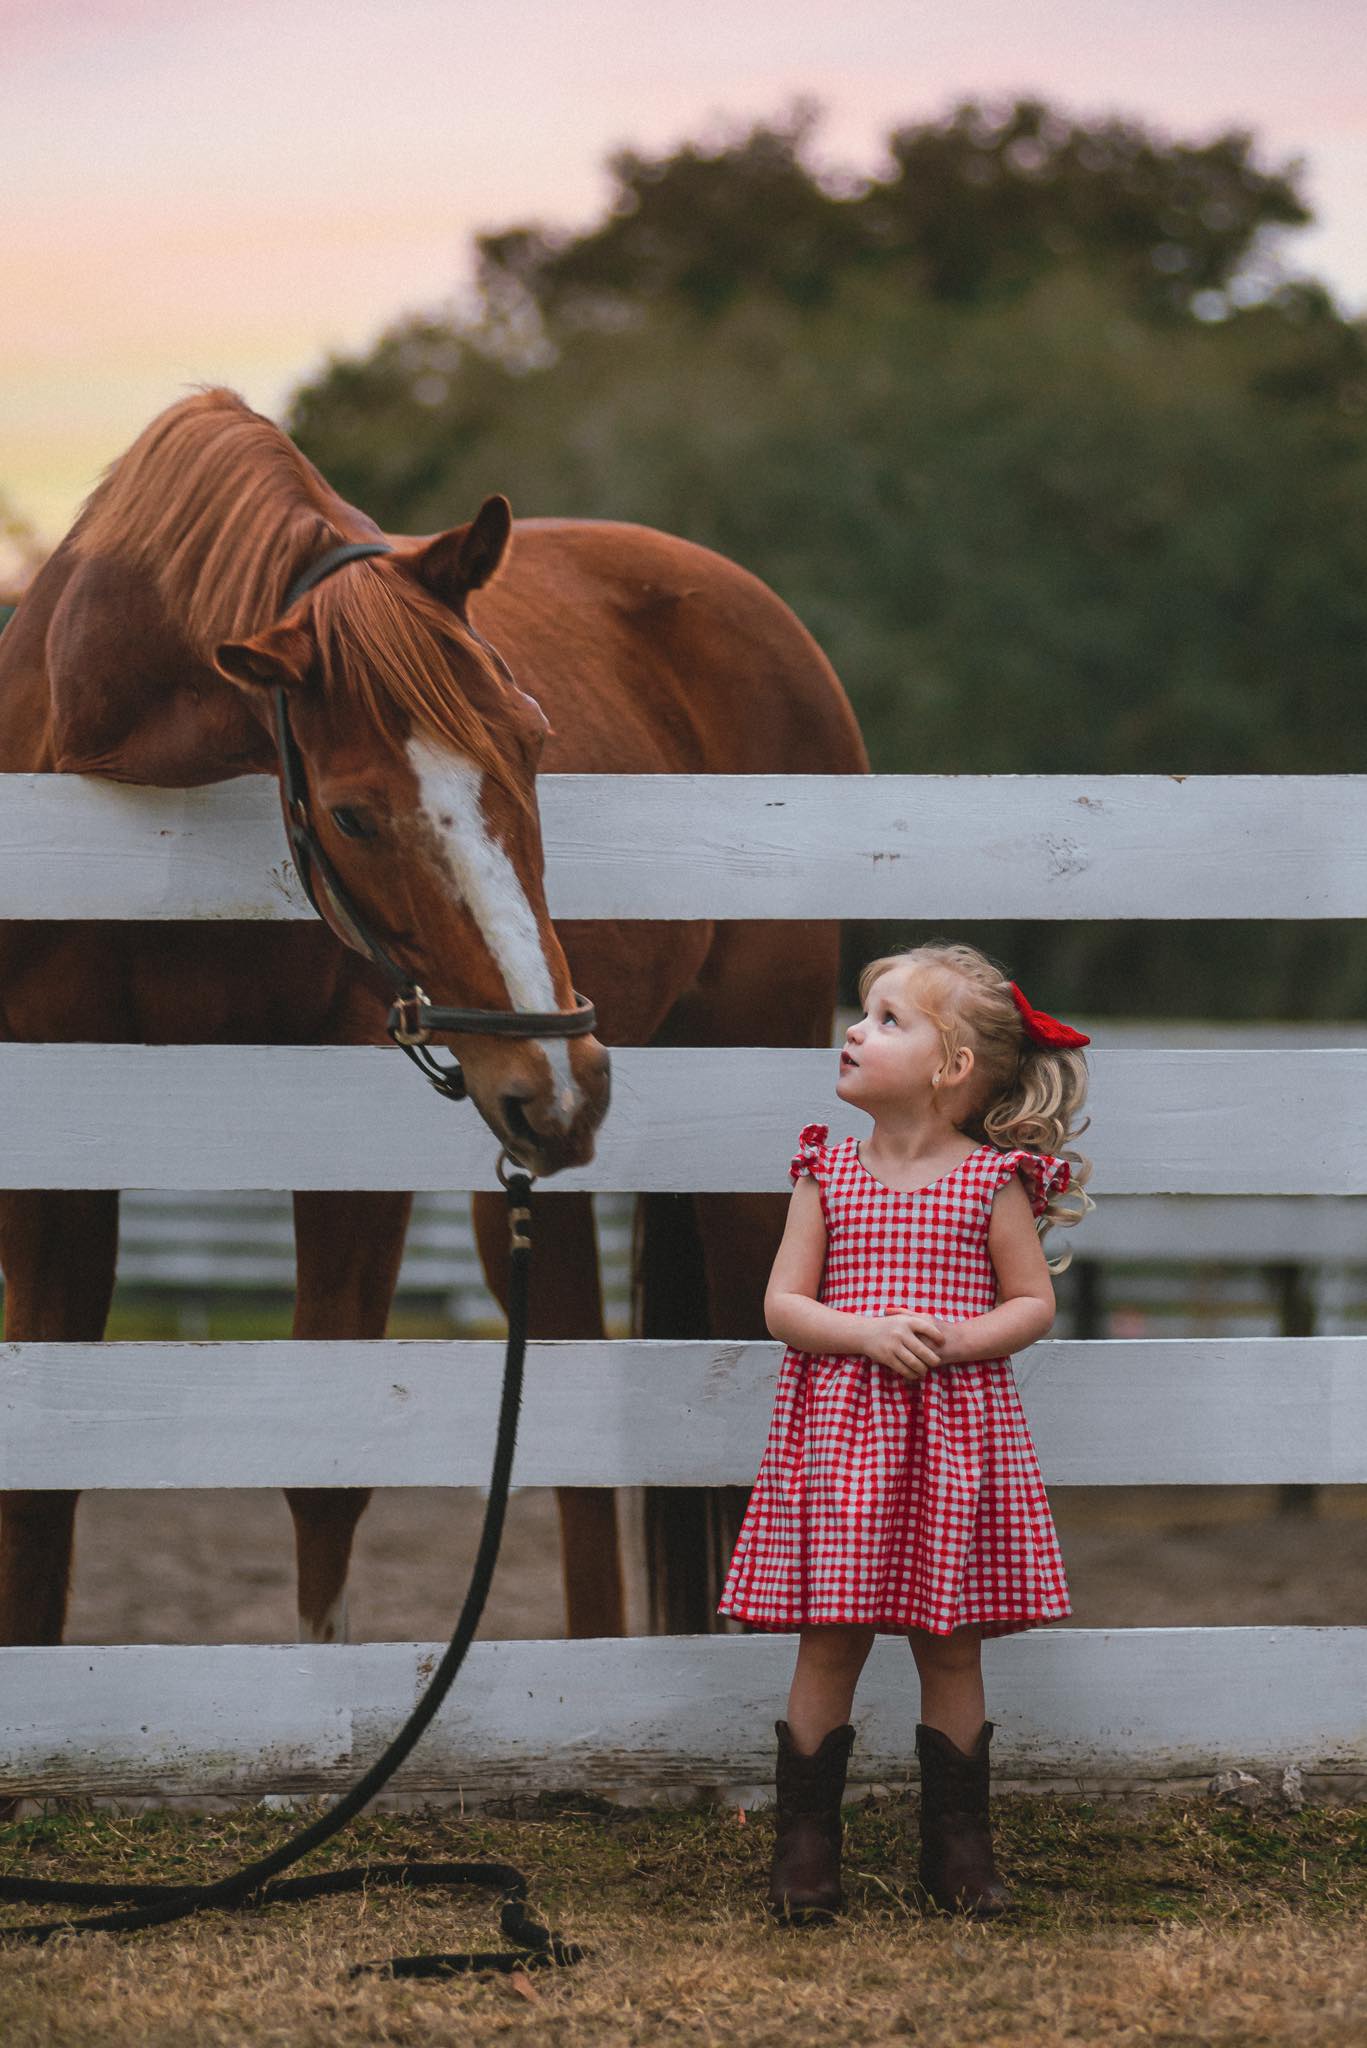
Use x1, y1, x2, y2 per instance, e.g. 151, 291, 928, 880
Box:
2, 1044, 1366, 1191
3, 1337, 1365, 1489
3, 772, 1366, 919
3, 1632, 1362, 1801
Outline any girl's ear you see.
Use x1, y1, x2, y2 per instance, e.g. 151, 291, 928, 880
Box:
213, 619, 316, 694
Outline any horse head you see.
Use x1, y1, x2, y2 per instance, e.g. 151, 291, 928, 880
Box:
212, 498, 610, 1176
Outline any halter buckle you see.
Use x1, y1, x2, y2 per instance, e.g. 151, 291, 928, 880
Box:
390, 986, 434, 1046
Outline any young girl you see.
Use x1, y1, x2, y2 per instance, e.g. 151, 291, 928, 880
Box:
718, 940, 1093, 1924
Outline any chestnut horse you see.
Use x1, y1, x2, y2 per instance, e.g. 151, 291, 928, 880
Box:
0, 389, 866, 1650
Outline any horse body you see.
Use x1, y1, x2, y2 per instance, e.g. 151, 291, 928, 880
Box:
0, 390, 866, 1650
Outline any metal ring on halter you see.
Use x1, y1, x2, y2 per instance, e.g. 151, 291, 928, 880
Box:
390, 987, 433, 1047
496, 1147, 535, 1190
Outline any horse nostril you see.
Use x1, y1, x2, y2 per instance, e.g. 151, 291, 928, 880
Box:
501, 1093, 537, 1148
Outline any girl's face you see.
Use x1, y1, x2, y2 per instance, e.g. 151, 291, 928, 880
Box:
837, 969, 970, 1115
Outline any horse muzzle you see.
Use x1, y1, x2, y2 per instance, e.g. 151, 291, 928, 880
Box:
491, 1036, 612, 1176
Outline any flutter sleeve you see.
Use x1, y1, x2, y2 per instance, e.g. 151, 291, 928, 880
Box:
789, 1122, 831, 1186
989, 1146, 1071, 1220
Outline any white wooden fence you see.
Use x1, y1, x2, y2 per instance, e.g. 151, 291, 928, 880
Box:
2, 774, 1365, 1799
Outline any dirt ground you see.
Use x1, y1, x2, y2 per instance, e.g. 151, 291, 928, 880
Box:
60, 1483, 1367, 1645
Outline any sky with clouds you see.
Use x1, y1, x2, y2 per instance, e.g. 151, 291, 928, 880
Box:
5, 0, 1365, 543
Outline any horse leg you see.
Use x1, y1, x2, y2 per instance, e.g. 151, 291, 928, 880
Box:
637, 915, 841, 1631
470, 1189, 623, 1638
0, 1190, 120, 1646
635, 1191, 787, 1630
287, 1190, 412, 1643
633, 1190, 721, 1632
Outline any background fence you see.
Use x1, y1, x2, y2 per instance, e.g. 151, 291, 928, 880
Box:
1, 773, 1364, 1799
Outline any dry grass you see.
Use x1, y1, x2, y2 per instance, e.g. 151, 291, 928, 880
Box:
2, 1793, 1365, 2047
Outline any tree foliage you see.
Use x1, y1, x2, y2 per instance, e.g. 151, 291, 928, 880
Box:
288, 100, 1367, 1019
471, 98, 1312, 339
0, 491, 44, 608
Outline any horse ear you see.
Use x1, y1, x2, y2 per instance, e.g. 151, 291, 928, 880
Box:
213, 620, 315, 693
413, 496, 512, 606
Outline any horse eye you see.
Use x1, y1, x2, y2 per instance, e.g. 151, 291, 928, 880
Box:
330, 806, 376, 840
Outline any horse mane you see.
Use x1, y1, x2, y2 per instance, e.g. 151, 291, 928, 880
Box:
75, 388, 351, 652
73, 388, 525, 805
308, 562, 529, 808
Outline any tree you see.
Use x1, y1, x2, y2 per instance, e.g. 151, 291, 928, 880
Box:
863, 98, 1311, 318
288, 101, 1367, 1019
0, 491, 45, 609
470, 97, 1313, 346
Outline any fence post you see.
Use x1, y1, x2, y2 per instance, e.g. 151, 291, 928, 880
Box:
1266, 1260, 1320, 1516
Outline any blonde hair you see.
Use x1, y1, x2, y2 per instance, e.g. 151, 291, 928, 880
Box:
857, 940, 1095, 1273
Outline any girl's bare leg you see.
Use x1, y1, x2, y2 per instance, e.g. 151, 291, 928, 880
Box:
907, 1624, 1011, 1917
786, 1624, 876, 1752
908, 1623, 986, 1749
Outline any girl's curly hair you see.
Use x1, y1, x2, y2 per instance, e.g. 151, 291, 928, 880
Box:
858, 940, 1095, 1273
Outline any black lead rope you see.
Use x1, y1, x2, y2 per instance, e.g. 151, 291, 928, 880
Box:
0, 1166, 586, 1981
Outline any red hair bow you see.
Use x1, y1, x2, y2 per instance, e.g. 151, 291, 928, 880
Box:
1009, 982, 1090, 1048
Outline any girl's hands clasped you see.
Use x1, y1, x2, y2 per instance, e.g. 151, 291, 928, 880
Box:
859, 1309, 948, 1383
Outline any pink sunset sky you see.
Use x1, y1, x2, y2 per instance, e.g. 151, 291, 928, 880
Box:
4, 0, 1365, 547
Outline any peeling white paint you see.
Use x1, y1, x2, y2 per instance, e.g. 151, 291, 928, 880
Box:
2, 1634, 1363, 1800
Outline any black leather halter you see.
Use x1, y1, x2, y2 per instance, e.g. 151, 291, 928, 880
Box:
272, 541, 597, 1100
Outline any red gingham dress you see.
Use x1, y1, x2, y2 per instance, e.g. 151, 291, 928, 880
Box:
717, 1123, 1073, 1637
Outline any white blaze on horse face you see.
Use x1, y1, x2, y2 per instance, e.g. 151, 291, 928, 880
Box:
405, 736, 581, 1125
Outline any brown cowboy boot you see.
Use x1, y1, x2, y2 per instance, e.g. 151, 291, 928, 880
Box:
767, 1718, 856, 1923
914, 1719, 1013, 1917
